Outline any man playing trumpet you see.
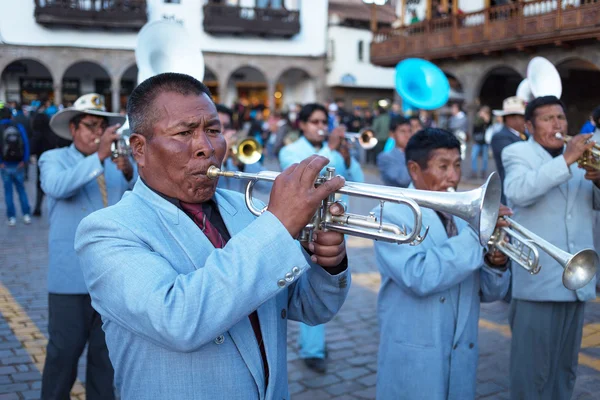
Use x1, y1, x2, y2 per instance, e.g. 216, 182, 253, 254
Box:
38, 93, 135, 398
374, 128, 511, 399
502, 95, 600, 400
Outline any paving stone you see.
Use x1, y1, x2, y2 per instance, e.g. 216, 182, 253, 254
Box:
335, 367, 370, 381
301, 374, 341, 389
323, 381, 365, 397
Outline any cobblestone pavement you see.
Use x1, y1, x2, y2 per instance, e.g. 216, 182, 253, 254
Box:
1, 162, 600, 399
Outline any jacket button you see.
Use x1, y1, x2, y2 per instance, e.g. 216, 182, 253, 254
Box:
281, 309, 287, 319
292, 266, 300, 275
277, 279, 286, 288
469, 343, 474, 349
439, 297, 446, 303
285, 272, 294, 282
214, 335, 225, 345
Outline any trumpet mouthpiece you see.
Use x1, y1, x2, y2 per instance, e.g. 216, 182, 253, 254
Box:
555, 132, 565, 140
206, 166, 222, 180
318, 129, 326, 136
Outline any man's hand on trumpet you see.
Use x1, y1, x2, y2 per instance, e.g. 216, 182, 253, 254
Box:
96, 123, 133, 181
563, 133, 595, 167
485, 204, 513, 268
327, 126, 346, 152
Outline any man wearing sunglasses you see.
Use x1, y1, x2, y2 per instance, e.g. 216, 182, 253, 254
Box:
38, 93, 137, 399
278, 103, 364, 373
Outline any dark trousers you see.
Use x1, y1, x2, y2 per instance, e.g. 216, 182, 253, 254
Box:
34, 163, 44, 214
41, 294, 115, 400
509, 299, 584, 400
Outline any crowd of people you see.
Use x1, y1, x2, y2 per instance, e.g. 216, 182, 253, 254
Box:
2, 74, 600, 399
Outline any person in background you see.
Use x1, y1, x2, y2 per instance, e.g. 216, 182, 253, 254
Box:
377, 116, 414, 188
580, 111, 596, 134
39, 93, 135, 399
408, 115, 424, 135
371, 106, 391, 164
0, 106, 32, 226
471, 106, 491, 179
279, 102, 363, 374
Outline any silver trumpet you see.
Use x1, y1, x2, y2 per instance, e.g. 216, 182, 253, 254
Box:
318, 128, 378, 150
206, 166, 502, 246
488, 217, 599, 291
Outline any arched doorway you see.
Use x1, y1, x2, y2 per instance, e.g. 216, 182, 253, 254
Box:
556, 58, 600, 130
120, 64, 138, 113
0, 59, 54, 105
477, 66, 523, 110
62, 61, 112, 109
225, 66, 268, 109
204, 67, 219, 104
275, 68, 314, 111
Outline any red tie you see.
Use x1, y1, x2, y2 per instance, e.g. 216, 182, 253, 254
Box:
180, 201, 269, 386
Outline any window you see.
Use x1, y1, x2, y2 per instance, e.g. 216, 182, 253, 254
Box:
358, 40, 364, 62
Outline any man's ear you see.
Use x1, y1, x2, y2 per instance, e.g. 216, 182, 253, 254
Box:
129, 133, 146, 168
525, 120, 534, 136
407, 160, 420, 182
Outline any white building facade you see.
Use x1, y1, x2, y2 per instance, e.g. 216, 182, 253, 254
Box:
0, 0, 328, 111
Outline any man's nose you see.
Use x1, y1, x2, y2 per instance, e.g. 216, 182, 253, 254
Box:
192, 131, 215, 158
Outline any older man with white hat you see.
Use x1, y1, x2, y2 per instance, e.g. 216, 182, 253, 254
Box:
490, 96, 528, 204
38, 93, 136, 400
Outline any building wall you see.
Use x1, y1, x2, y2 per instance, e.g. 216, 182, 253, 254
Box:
0, 0, 327, 57
326, 26, 395, 90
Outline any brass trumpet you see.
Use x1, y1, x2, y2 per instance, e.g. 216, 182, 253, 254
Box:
555, 132, 600, 170
318, 128, 379, 150
206, 166, 502, 246
488, 217, 598, 290
231, 137, 262, 165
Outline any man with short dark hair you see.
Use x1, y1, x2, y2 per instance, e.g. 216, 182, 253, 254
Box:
74, 73, 351, 398
376, 116, 414, 187
39, 93, 134, 399
374, 128, 511, 399
503, 95, 600, 400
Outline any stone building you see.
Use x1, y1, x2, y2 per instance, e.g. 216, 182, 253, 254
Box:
0, 0, 328, 112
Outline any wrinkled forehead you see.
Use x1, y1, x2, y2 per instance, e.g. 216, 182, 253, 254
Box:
428, 148, 461, 164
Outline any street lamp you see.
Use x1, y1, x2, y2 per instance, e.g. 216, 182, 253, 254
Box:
362, 0, 387, 33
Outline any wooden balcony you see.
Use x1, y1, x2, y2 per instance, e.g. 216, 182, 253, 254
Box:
34, 0, 147, 31
203, 3, 300, 38
370, 0, 600, 67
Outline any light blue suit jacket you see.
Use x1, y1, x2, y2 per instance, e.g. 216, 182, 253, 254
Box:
373, 198, 510, 400
376, 147, 411, 188
503, 138, 600, 301
74, 180, 350, 399
278, 136, 364, 182
39, 144, 136, 294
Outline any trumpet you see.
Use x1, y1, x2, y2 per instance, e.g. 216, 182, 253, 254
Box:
230, 137, 262, 165
206, 166, 502, 246
488, 217, 598, 290
318, 128, 379, 150
555, 132, 600, 170
111, 133, 131, 160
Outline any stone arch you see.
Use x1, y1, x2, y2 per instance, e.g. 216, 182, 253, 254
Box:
118, 63, 139, 112
273, 67, 315, 110
555, 57, 600, 128
62, 61, 112, 109
476, 65, 523, 110
442, 70, 465, 103
0, 58, 54, 104
224, 65, 269, 109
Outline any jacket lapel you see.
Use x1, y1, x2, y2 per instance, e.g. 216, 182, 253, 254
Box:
452, 218, 475, 346
530, 139, 568, 200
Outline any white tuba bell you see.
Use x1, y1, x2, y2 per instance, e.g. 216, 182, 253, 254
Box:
135, 20, 205, 84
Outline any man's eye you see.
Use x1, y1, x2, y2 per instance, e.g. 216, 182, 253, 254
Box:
178, 130, 192, 136
207, 129, 221, 135
439, 165, 448, 171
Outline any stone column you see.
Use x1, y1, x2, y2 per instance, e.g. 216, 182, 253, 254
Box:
112, 79, 121, 113
53, 82, 63, 107
267, 79, 277, 112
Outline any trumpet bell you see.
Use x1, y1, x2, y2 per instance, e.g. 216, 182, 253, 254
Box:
233, 137, 262, 165
345, 129, 378, 150
563, 249, 599, 291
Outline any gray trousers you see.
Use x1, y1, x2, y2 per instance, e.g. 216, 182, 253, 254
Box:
509, 299, 585, 400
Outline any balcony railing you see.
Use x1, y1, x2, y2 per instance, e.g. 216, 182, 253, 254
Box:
370, 0, 600, 66
203, 3, 300, 38
34, 0, 147, 30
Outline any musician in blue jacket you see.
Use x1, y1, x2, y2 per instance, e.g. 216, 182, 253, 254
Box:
38, 93, 135, 399
374, 128, 511, 399
279, 103, 364, 373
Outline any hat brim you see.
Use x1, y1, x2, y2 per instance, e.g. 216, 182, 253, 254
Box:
492, 110, 525, 117
50, 109, 126, 140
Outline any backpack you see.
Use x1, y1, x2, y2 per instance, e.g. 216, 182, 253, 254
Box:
2, 123, 25, 162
